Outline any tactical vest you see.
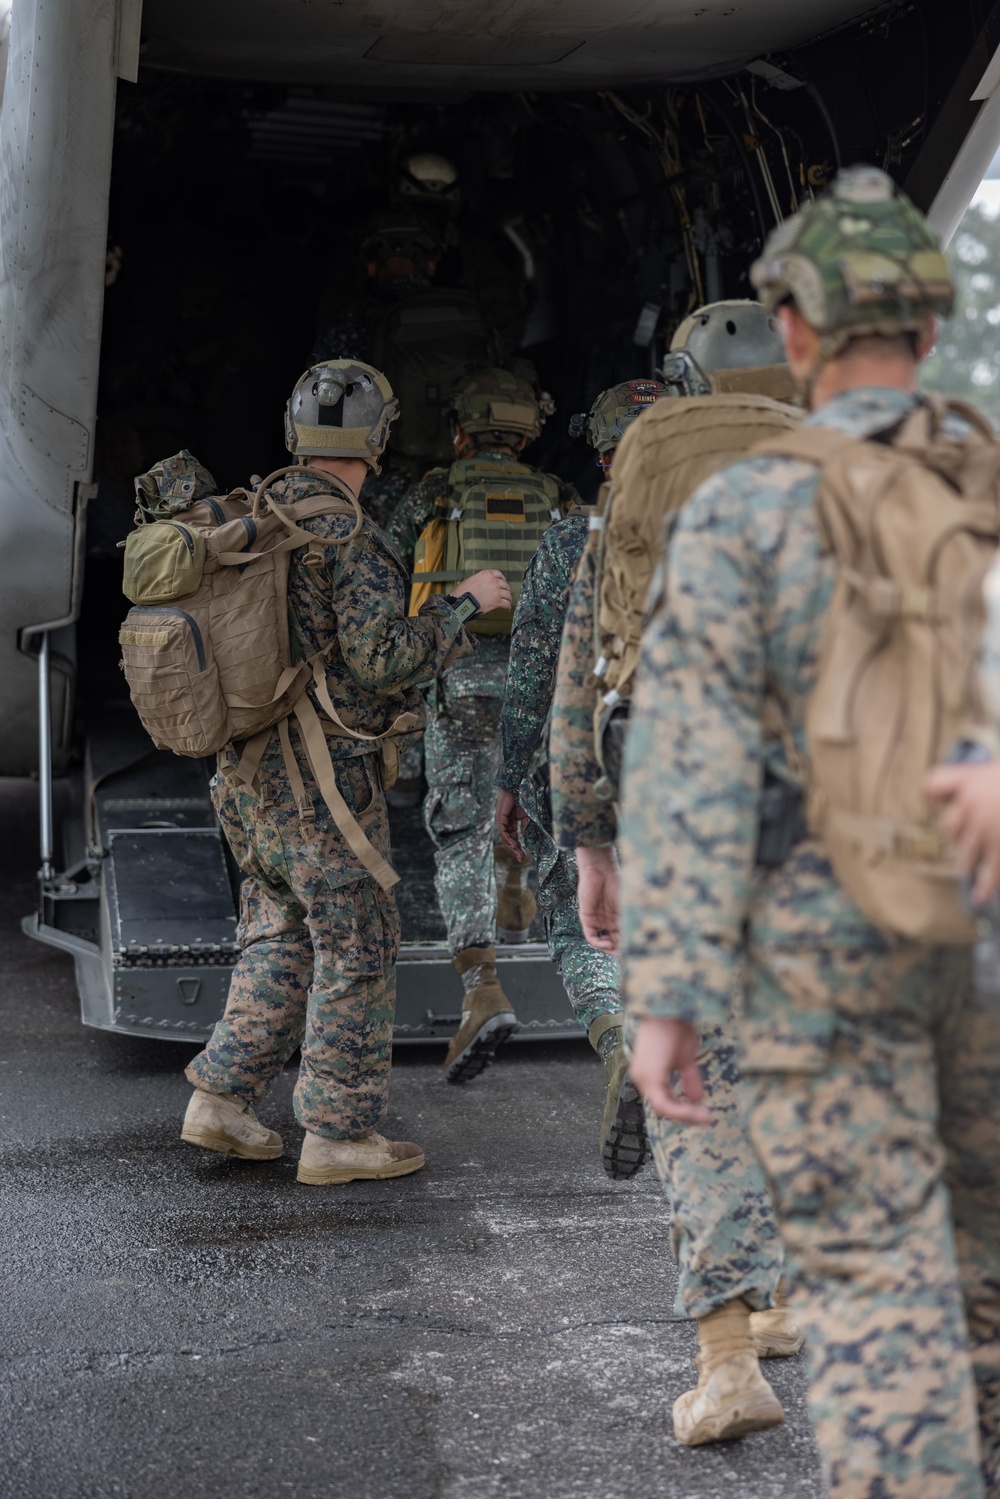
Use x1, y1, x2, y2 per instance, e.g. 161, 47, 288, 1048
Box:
368, 288, 494, 464
408, 457, 568, 636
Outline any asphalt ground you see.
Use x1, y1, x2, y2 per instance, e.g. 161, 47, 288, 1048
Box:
0, 776, 822, 1499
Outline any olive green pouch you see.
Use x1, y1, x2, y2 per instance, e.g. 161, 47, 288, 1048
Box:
122, 521, 206, 605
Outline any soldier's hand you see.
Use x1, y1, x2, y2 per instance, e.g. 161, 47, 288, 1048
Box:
496, 789, 529, 861
576, 843, 620, 952
629, 1018, 714, 1125
463, 569, 512, 616
926, 760, 1000, 903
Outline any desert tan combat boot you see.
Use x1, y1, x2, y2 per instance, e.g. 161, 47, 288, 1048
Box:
494, 844, 537, 943
673, 1297, 785, 1446
180, 1088, 284, 1160
750, 1283, 805, 1358
588, 1014, 650, 1180
445, 945, 519, 1083
297, 1131, 425, 1185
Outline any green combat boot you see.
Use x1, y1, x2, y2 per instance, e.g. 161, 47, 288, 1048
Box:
445, 945, 518, 1083
673, 1298, 785, 1446
180, 1088, 284, 1161
589, 1014, 650, 1180
495, 844, 537, 943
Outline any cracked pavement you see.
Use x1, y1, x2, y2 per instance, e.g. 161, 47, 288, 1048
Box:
0, 778, 822, 1498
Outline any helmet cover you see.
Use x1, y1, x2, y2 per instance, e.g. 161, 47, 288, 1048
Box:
450, 367, 543, 442
570, 379, 668, 454
750, 165, 954, 359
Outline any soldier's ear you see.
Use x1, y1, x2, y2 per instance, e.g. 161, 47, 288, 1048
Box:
366, 259, 378, 278
426, 257, 438, 277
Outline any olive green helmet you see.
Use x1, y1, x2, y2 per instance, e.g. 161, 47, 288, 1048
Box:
284, 361, 400, 474
134, 450, 218, 523
449, 367, 543, 443
660, 300, 786, 396
569, 379, 668, 454
750, 165, 954, 360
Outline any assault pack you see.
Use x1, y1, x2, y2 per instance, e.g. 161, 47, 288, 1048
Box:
754, 396, 1000, 944
408, 456, 569, 635
368, 288, 495, 465
591, 390, 803, 778
118, 459, 419, 892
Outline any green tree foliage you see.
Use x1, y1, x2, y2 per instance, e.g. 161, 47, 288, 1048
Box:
921, 202, 1000, 428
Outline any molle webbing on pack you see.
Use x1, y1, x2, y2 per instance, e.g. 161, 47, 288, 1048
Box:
592, 393, 803, 747
118, 466, 411, 893
408, 456, 568, 635
752, 395, 1000, 944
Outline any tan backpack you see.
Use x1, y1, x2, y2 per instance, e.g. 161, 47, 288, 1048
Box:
592, 392, 803, 755
754, 396, 1000, 944
119, 465, 420, 891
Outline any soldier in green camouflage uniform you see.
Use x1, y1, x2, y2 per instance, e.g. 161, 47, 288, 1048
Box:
550, 325, 803, 1447
394, 368, 579, 1083
182, 360, 511, 1186
622, 169, 1000, 1493
495, 383, 666, 1178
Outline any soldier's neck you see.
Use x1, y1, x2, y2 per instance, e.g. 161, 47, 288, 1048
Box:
303, 456, 369, 497
810, 355, 919, 410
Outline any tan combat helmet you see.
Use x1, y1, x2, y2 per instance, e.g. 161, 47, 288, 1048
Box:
449, 367, 544, 446
661, 299, 793, 401
750, 164, 954, 363
398, 151, 462, 207
284, 361, 400, 474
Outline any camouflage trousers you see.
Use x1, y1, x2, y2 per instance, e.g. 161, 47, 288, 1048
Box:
741, 941, 1000, 1499
186, 742, 400, 1139
519, 782, 620, 1033
423, 642, 510, 957
632, 1020, 786, 1322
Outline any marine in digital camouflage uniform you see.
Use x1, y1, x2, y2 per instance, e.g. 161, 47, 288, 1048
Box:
550, 340, 802, 1447
181, 360, 505, 1188
621, 168, 1000, 1492
399, 368, 580, 1084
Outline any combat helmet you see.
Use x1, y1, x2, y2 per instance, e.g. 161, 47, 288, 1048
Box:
660, 300, 787, 397
398, 151, 461, 206
134, 450, 218, 523
284, 361, 400, 474
449, 367, 543, 445
569, 380, 668, 457
361, 209, 442, 270
750, 165, 954, 361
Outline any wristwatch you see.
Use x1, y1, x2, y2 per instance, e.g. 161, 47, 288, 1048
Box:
446, 591, 481, 626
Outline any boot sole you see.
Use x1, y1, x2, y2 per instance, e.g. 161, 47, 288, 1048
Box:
445, 1013, 519, 1084
753, 1330, 805, 1359
602, 1076, 651, 1181
297, 1153, 426, 1185
673, 1392, 785, 1447
180, 1125, 283, 1161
